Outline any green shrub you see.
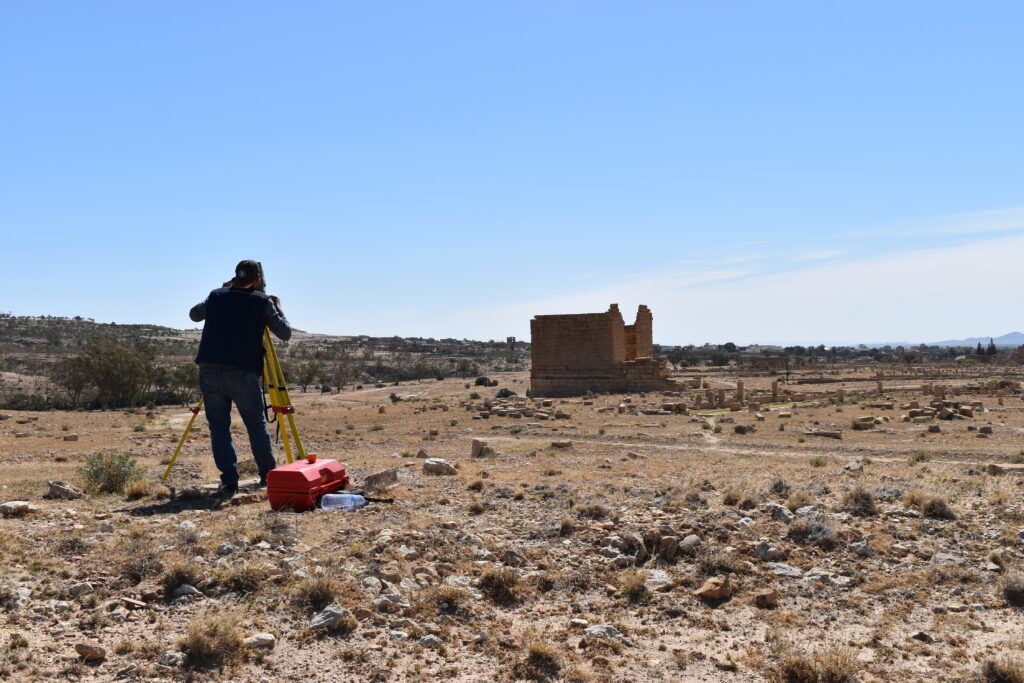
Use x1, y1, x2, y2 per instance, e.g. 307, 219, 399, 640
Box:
80, 451, 141, 494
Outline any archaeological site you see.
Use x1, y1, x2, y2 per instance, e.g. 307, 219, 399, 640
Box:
530, 304, 679, 397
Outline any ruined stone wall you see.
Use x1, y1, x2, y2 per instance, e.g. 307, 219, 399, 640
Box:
530, 303, 678, 397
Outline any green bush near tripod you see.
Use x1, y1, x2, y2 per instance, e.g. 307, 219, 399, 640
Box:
80, 451, 141, 494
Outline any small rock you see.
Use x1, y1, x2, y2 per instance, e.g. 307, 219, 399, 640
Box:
420, 634, 444, 649
158, 651, 187, 668
44, 481, 83, 500
679, 534, 702, 554
501, 548, 527, 567
694, 576, 736, 601
850, 539, 875, 557
423, 458, 457, 476
173, 584, 202, 598
583, 624, 634, 647
74, 643, 106, 661
909, 630, 934, 644
754, 540, 784, 562
767, 563, 803, 578
244, 633, 276, 649
68, 582, 94, 597
754, 589, 779, 608
644, 569, 673, 592
761, 503, 794, 523
216, 543, 236, 556
309, 602, 354, 631
364, 467, 399, 492
0, 501, 37, 518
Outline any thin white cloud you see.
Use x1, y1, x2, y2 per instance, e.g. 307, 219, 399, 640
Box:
436, 232, 1024, 345
843, 206, 1024, 239
797, 249, 844, 261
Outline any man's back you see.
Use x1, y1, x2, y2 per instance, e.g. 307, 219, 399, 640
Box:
191, 286, 291, 374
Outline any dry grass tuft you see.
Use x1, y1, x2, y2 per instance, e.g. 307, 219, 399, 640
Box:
696, 547, 744, 577
619, 570, 648, 602
468, 499, 486, 515
842, 485, 877, 517
292, 576, 341, 613
770, 478, 791, 496
981, 656, 1024, 683
220, 562, 268, 594
467, 479, 484, 492
124, 478, 151, 500
178, 610, 243, 668
420, 584, 471, 617
1001, 571, 1024, 608
479, 567, 521, 606
512, 639, 562, 681
787, 519, 840, 551
922, 496, 956, 520
775, 644, 858, 682
785, 490, 812, 512
576, 504, 609, 520
160, 559, 201, 598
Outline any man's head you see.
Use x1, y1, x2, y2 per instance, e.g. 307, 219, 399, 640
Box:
230, 260, 261, 288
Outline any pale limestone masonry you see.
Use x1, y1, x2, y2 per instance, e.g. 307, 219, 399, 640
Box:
530, 304, 679, 397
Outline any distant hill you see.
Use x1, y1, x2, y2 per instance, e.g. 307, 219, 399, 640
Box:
929, 332, 1024, 348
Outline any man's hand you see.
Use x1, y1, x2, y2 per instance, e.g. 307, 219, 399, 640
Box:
268, 295, 282, 311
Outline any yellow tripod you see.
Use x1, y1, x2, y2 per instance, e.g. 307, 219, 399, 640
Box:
160, 329, 305, 483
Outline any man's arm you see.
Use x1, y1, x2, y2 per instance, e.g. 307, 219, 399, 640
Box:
189, 299, 207, 323
265, 297, 292, 340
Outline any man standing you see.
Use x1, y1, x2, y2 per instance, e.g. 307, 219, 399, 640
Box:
190, 260, 292, 497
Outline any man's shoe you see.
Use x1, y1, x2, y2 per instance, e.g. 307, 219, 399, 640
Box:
216, 484, 238, 499
256, 474, 268, 489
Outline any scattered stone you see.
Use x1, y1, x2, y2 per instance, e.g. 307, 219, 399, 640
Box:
644, 569, 673, 592
310, 602, 355, 631
74, 643, 107, 661
173, 584, 202, 598
909, 630, 934, 644
0, 501, 37, 518
761, 503, 794, 523
850, 539, 875, 557
158, 651, 187, 668
423, 458, 457, 475
68, 582, 94, 597
754, 540, 785, 561
754, 589, 779, 608
767, 563, 803, 578
583, 624, 634, 647
244, 633, 277, 649
551, 441, 572, 449
63, 434, 79, 442
420, 634, 444, 649
695, 576, 736, 601
364, 467, 400, 492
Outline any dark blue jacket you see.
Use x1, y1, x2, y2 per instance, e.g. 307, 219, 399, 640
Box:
190, 287, 292, 374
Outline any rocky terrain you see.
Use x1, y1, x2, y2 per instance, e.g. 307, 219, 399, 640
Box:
3, 369, 1024, 681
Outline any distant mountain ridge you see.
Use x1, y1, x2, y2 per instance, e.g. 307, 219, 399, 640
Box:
859, 332, 1024, 349
928, 331, 1024, 348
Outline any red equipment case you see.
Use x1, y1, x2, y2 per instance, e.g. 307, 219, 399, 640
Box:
266, 458, 349, 511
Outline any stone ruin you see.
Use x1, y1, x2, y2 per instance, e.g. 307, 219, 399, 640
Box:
530, 304, 679, 397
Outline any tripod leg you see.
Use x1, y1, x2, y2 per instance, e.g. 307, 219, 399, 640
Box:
162, 399, 204, 484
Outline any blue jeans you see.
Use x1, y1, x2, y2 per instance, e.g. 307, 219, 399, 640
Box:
199, 363, 276, 487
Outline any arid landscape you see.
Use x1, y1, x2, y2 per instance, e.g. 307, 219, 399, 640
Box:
5, 361, 1024, 682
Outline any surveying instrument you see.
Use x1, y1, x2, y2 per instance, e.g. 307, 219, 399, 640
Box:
161, 263, 305, 484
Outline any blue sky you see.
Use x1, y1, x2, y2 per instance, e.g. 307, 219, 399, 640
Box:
3, 1, 1023, 345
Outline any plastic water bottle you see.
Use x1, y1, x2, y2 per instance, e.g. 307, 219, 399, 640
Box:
321, 493, 367, 511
